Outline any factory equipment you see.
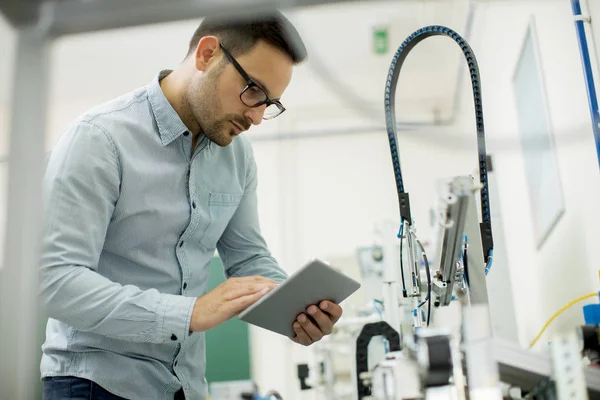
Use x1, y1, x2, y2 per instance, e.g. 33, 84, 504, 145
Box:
300, 24, 600, 400
383, 23, 494, 327
362, 23, 600, 400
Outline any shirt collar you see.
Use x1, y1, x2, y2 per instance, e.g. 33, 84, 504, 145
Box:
147, 70, 190, 147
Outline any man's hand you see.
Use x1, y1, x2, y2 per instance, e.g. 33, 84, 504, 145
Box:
291, 301, 343, 346
190, 276, 277, 332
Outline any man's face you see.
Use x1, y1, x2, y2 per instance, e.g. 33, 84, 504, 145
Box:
186, 40, 294, 147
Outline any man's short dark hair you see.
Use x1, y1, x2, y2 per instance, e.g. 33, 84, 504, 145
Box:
187, 11, 307, 64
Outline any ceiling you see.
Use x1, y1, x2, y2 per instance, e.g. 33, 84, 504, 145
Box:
286, 0, 471, 123
0, 0, 473, 129
0, 0, 405, 34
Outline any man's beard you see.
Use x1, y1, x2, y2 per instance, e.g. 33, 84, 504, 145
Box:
183, 69, 231, 147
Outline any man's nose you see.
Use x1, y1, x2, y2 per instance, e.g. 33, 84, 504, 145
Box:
244, 104, 266, 126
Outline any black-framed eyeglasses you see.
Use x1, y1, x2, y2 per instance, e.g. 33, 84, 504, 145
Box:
220, 43, 286, 120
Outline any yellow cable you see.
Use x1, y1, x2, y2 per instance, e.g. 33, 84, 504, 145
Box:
528, 292, 598, 349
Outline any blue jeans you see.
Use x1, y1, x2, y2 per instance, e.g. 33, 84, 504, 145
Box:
42, 376, 186, 400
43, 377, 127, 400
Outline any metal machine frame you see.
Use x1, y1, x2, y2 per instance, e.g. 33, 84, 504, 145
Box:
432, 176, 489, 307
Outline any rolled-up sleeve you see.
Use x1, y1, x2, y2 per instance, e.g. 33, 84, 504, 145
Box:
40, 120, 195, 343
216, 145, 288, 283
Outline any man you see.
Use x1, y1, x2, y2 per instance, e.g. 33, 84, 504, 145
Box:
40, 11, 343, 400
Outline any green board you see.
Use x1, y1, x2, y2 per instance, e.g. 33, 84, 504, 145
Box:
204, 256, 252, 383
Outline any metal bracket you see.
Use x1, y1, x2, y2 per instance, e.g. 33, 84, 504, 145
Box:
574, 14, 592, 23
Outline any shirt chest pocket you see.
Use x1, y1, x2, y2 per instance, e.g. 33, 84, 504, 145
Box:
199, 192, 243, 250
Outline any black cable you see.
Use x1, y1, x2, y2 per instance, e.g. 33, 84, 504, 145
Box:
416, 239, 431, 327
384, 25, 494, 264
463, 245, 470, 287
399, 224, 407, 297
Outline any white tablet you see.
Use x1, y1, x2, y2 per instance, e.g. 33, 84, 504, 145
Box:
238, 259, 361, 338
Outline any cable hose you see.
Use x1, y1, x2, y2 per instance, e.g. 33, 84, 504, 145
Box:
384, 25, 494, 263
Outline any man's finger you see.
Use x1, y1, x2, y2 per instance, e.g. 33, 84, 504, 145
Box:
250, 276, 279, 284
230, 276, 277, 287
319, 301, 343, 324
293, 322, 312, 346
230, 286, 272, 315
231, 275, 275, 282
297, 313, 323, 342
224, 284, 264, 299
224, 282, 276, 301
306, 305, 333, 335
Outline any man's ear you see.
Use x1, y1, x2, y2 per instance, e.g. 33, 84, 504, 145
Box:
194, 36, 220, 72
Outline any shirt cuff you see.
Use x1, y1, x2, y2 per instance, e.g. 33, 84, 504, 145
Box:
158, 294, 196, 343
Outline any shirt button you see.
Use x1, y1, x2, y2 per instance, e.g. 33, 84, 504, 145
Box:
183, 132, 189, 137
179, 241, 184, 248
192, 202, 196, 209
183, 282, 187, 290
174, 361, 178, 367
171, 334, 178, 341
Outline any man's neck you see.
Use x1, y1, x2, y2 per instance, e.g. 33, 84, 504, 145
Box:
159, 69, 200, 134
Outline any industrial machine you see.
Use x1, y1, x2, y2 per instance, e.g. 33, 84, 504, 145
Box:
362, 24, 600, 400
298, 24, 600, 400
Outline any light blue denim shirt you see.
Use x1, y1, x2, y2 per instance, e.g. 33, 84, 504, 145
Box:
39, 70, 287, 400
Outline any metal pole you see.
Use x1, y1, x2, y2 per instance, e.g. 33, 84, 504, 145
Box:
0, 24, 49, 400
